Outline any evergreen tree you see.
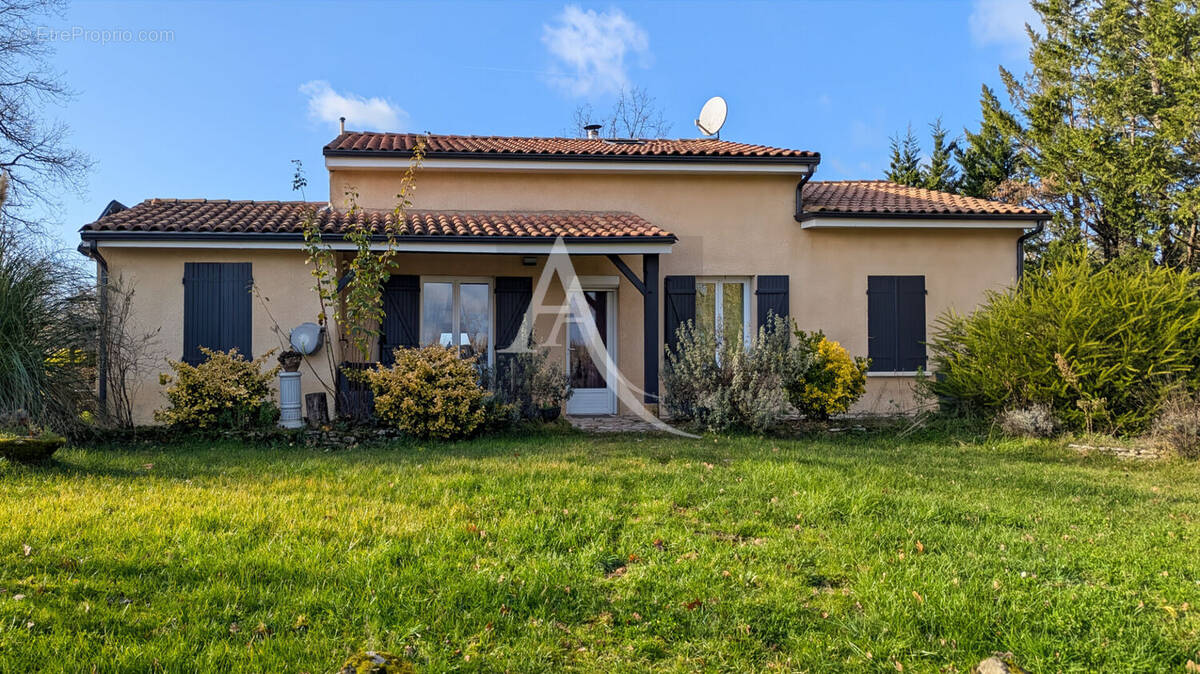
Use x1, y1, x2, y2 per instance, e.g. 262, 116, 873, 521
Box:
885, 124, 923, 187
1001, 0, 1200, 266
922, 118, 958, 192
955, 85, 1023, 200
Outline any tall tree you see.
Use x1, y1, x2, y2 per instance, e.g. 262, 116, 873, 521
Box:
956, 85, 1024, 200
571, 86, 672, 138
1000, 0, 1200, 266
922, 118, 958, 192
0, 0, 90, 234
885, 124, 923, 186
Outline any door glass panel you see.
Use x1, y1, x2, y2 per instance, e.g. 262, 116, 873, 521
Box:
570, 291, 608, 389
721, 282, 745, 348
696, 282, 717, 336
421, 282, 453, 348
459, 282, 490, 361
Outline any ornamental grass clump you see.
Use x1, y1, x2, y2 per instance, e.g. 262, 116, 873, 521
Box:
367, 345, 486, 440
156, 348, 280, 430
785, 331, 868, 420
923, 252, 1200, 435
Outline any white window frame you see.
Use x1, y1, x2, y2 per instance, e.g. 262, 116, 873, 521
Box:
696, 276, 753, 349
419, 276, 494, 366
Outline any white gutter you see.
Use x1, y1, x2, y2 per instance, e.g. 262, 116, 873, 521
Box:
800, 217, 1041, 230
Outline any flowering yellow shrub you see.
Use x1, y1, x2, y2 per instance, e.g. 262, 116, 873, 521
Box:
155, 348, 279, 429
786, 333, 868, 420
366, 346, 486, 440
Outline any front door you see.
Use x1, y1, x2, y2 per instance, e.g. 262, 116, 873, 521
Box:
566, 290, 617, 415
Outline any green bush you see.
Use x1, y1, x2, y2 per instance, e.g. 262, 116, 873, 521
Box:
785, 332, 868, 420
155, 348, 280, 430
491, 342, 572, 420
663, 314, 811, 432
923, 253, 1200, 435
367, 346, 486, 440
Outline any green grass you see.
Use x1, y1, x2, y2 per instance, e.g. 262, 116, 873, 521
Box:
1, 427, 1198, 672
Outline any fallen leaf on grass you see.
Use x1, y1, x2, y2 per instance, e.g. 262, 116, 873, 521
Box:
683, 599, 703, 611
12, 594, 25, 601
912, 591, 924, 605
915, 540, 924, 554
22, 544, 31, 557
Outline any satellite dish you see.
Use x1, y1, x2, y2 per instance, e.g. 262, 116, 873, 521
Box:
695, 96, 728, 137
289, 322, 324, 355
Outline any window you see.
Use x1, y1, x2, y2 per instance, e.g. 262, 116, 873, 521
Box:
421, 279, 491, 363
182, 262, 252, 365
866, 275, 926, 373
696, 277, 751, 348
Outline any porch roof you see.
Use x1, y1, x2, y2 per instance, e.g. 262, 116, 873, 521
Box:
79, 199, 676, 245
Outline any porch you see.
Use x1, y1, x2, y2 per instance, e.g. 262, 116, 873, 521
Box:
329, 214, 676, 419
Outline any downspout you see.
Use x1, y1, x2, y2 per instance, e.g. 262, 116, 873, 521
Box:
1015, 220, 1046, 282
78, 240, 109, 415
792, 166, 817, 222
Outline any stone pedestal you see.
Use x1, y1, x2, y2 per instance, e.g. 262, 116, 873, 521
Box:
278, 372, 304, 429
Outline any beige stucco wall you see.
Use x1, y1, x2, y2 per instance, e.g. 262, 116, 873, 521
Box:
100, 248, 327, 425
97, 166, 1023, 424
331, 167, 1022, 415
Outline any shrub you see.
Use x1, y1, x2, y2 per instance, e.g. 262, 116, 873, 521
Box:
1152, 390, 1200, 459
785, 332, 868, 419
923, 252, 1200, 435
491, 344, 572, 419
367, 346, 485, 440
155, 348, 280, 430
997, 404, 1060, 439
663, 314, 811, 432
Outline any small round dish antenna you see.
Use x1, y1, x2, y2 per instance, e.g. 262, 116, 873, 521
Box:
695, 96, 727, 137
289, 322, 324, 355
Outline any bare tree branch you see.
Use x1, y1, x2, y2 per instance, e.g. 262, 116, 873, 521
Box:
569, 86, 672, 139
0, 0, 91, 234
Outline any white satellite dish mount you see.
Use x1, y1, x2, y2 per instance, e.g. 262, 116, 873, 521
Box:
695, 96, 727, 138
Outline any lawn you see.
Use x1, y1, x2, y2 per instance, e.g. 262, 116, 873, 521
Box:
1, 426, 1198, 673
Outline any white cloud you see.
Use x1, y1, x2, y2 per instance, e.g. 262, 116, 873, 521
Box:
542, 5, 649, 96
969, 0, 1039, 51
299, 80, 408, 132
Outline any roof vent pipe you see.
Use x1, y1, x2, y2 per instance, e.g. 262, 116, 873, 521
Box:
584, 124, 602, 139
339, 116, 346, 134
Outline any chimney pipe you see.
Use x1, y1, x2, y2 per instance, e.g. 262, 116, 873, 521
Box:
584, 123, 602, 139
339, 116, 346, 134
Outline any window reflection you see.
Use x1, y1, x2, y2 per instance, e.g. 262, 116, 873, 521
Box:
420, 280, 490, 364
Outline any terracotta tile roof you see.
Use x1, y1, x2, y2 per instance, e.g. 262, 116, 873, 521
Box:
324, 132, 819, 161
80, 199, 674, 239
802, 180, 1046, 218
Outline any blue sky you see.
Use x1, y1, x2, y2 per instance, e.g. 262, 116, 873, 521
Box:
42, 0, 1038, 247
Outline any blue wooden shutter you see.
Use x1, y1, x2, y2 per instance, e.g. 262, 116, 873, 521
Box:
494, 277, 533, 350
183, 263, 221, 364
221, 263, 253, 359
866, 276, 897, 372
755, 275, 789, 331
183, 262, 252, 364
897, 275, 926, 371
380, 275, 419, 365
664, 275, 696, 355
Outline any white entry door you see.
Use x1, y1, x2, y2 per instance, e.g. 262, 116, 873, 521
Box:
566, 289, 617, 415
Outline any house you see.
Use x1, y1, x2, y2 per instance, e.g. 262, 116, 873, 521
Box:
79, 131, 1048, 424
